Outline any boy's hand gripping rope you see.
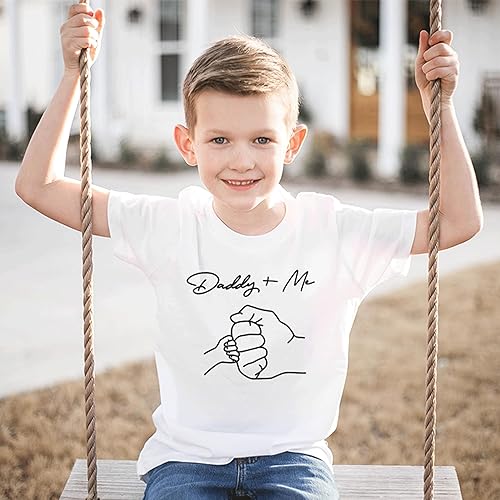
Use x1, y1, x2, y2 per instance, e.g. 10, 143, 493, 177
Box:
77, 1, 443, 499
78, 0, 98, 498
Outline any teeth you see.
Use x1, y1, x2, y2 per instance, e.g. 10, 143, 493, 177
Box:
225, 180, 256, 186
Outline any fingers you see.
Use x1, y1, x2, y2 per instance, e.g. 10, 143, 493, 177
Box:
233, 333, 265, 352
421, 49, 458, 82
417, 30, 430, 59
224, 333, 267, 362
66, 12, 100, 33
71, 26, 99, 43
239, 348, 268, 368
68, 2, 94, 20
61, 26, 99, 52
422, 55, 456, 74
64, 3, 104, 35
423, 65, 457, 82
94, 9, 106, 34
61, 3, 105, 63
429, 29, 453, 46
224, 338, 239, 362
418, 29, 453, 57
418, 30, 457, 84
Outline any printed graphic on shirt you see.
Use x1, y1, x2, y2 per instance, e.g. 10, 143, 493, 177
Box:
203, 305, 306, 380
185, 269, 314, 380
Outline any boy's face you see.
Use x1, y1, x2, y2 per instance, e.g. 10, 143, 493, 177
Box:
174, 90, 307, 226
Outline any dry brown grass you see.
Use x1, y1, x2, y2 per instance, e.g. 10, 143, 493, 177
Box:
1, 261, 499, 500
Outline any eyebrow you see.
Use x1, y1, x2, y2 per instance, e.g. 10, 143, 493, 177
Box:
205, 129, 279, 135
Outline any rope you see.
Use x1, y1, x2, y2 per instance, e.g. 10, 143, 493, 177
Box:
78, 0, 98, 498
424, 1, 442, 499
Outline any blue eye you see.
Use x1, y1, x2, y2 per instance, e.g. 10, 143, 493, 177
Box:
212, 137, 226, 145
256, 137, 271, 145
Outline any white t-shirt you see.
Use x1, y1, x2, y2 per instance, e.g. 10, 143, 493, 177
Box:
107, 184, 417, 478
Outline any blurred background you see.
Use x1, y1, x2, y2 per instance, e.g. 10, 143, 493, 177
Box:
1, 0, 500, 184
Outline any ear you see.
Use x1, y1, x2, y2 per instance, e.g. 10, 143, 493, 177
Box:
174, 124, 197, 166
284, 124, 308, 165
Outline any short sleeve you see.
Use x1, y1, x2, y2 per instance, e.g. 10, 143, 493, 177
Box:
107, 190, 179, 278
335, 202, 417, 296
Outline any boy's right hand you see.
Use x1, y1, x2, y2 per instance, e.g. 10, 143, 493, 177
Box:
60, 3, 105, 77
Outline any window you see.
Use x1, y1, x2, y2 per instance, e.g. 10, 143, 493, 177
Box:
252, 0, 279, 39
160, 0, 183, 41
0, 109, 6, 135
159, 0, 184, 102
351, 0, 379, 49
161, 54, 179, 101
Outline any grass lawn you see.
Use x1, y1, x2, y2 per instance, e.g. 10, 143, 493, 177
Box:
1, 261, 498, 499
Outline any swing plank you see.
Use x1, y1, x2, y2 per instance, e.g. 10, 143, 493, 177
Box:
60, 460, 463, 499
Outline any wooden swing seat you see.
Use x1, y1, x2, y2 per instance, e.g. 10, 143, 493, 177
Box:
60, 459, 462, 499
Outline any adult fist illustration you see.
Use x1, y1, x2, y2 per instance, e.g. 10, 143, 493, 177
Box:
231, 320, 267, 378
203, 306, 307, 379
229, 305, 306, 380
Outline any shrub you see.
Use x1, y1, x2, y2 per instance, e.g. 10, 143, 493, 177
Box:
303, 149, 327, 177
473, 92, 500, 142
151, 149, 175, 172
399, 144, 428, 184
119, 139, 138, 165
471, 149, 492, 187
0, 130, 25, 161
346, 140, 372, 183
303, 130, 338, 178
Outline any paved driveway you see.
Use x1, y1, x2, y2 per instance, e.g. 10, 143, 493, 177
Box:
1, 162, 499, 397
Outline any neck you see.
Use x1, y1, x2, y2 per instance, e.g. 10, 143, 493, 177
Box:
212, 191, 286, 236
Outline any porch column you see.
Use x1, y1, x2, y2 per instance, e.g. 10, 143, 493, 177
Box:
90, 0, 117, 161
377, 0, 407, 178
5, 0, 25, 142
333, 0, 350, 140
185, 0, 208, 72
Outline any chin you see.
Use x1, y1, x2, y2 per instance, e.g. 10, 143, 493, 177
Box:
223, 199, 262, 213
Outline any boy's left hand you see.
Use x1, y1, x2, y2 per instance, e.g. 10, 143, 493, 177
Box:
415, 29, 459, 110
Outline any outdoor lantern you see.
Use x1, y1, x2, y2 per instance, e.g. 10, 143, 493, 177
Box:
127, 7, 143, 24
300, 0, 319, 18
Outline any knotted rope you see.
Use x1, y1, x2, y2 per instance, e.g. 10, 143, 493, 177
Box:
78, 0, 97, 498
424, 1, 442, 499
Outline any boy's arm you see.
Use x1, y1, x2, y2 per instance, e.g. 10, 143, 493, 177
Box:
15, 4, 110, 237
410, 29, 483, 255
15, 71, 110, 238
411, 104, 483, 255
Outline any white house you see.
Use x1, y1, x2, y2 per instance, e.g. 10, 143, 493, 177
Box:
1, 0, 500, 177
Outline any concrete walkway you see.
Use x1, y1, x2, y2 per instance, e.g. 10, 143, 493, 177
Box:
2, 162, 499, 398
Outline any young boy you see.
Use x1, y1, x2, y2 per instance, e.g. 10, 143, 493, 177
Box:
15, 3, 482, 499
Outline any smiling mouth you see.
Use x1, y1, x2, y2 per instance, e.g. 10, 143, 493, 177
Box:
223, 179, 260, 186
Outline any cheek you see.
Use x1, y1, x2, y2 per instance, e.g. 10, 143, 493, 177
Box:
208, 149, 226, 164
258, 147, 286, 162
195, 149, 218, 169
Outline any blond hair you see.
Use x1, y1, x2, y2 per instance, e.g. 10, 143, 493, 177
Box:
183, 35, 301, 135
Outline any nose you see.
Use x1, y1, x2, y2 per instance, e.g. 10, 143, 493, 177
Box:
230, 145, 256, 173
